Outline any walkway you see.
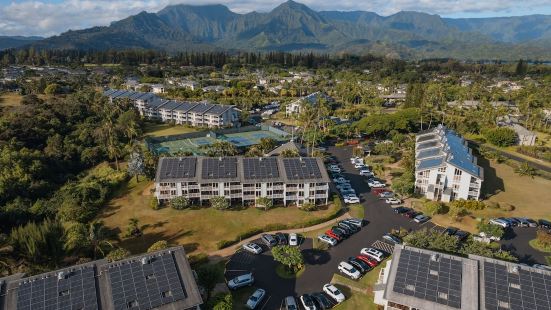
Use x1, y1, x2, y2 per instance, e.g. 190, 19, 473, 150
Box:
208, 212, 352, 259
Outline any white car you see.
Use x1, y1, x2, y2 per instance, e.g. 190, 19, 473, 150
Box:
360, 170, 373, 177
385, 197, 402, 205
489, 218, 510, 228
336, 183, 353, 190
333, 177, 350, 184
323, 284, 346, 303
246, 288, 266, 309
242, 243, 263, 255
368, 180, 386, 188
328, 167, 341, 173
354, 163, 365, 169
338, 261, 361, 279
350, 156, 361, 163
289, 233, 298, 246
360, 247, 384, 262
318, 234, 337, 246
344, 196, 360, 204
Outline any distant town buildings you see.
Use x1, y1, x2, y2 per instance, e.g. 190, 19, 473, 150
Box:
415, 125, 483, 202
0, 247, 202, 310
104, 89, 239, 128
497, 115, 537, 146
374, 245, 551, 310
155, 156, 331, 207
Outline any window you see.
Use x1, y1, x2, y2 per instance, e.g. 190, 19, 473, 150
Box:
224, 182, 230, 187
454, 168, 462, 176
438, 167, 446, 173
256, 183, 262, 189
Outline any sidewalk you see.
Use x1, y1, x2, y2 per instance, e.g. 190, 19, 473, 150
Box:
208, 212, 352, 260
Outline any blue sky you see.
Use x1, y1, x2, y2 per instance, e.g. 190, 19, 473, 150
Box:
1, 0, 551, 36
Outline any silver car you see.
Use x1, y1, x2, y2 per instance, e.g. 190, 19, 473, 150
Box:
243, 243, 263, 254
284, 296, 298, 310
227, 273, 254, 289
246, 288, 266, 309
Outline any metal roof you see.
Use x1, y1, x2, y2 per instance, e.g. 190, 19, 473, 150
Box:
417, 148, 442, 160
417, 156, 445, 171
159, 100, 183, 111
189, 102, 215, 114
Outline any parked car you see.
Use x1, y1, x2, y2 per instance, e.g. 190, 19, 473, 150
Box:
378, 191, 394, 198
311, 292, 332, 309
289, 233, 299, 246
333, 177, 350, 184
350, 156, 361, 163
330, 227, 347, 239
318, 234, 338, 246
443, 227, 458, 236
506, 218, 520, 227
371, 188, 388, 195
284, 296, 298, 310
414, 214, 430, 223
383, 233, 402, 244
360, 170, 373, 177
360, 247, 385, 262
323, 284, 345, 303
340, 189, 356, 196
344, 196, 360, 204
246, 288, 266, 309
343, 218, 364, 228
299, 294, 317, 310
538, 219, 551, 230
356, 255, 379, 267
338, 261, 361, 279
404, 210, 419, 219
336, 183, 352, 190
242, 243, 263, 255
334, 225, 352, 236
227, 273, 254, 289
354, 163, 365, 169
489, 218, 510, 228
454, 230, 470, 241
393, 206, 411, 214
261, 234, 278, 247
348, 257, 371, 273
385, 197, 402, 204
368, 180, 386, 188
275, 232, 287, 245
519, 218, 538, 227
339, 221, 359, 233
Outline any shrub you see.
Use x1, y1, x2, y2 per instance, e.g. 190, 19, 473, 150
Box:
150, 197, 159, 210
300, 202, 317, 211
423, 201, 447, 216
448, 205, 468, 221
171, 196, 190, 210
500, 203, 515, 211
536, 229, 551, 247
210, 196, 230, 210
272, 245, 304, 273
147, 240, 168, 253
256, 197, 273, 210
208, 293, 233, 310
106, 247, 130, 262
483, 127, 517, 147
478, 221, 505, 239
449, 199, 486, 211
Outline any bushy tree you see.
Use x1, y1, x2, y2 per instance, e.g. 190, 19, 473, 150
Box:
423, 201, 447, 216
209, 293, 233, 310
127, 151, 145, 182
171, 196, 190, 210
210, 196, 230, 210
483, 127, 517, 147
391, 173, 415, 197
536, 229, 551, 247
256, 197, 273, 210
10, 219, 65, 264
478, 221, 505, 239
203, 141, 238, 157
300, 202, 317, 211
449, 199, 486, 211
514, 162, 537, 178
272, 245, 304, 273
448, 204, 468, 221
147, 240, 169, 253
197, 264, 221, 300
106, 247, 130, 262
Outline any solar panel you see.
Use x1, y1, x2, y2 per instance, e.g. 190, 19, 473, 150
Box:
483, 261, 551, 310
282, 158, 322, 180
392, 249, 463, 308
16, 266, 99, 310
159, 158, 197, 180
107, 252, 187, 310
201, 158, 238, 179
242, 157, 280, 180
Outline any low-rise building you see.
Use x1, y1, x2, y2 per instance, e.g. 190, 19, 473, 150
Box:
285, 92, 333, 116
374, 245, 551, 310
497, 115, 537, 146
0, 247, 202, 310
415, 125, 483, 202
155, 156, 331, 207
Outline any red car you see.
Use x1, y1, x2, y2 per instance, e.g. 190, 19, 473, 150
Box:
371, 188, 387, 195
325, 230, 341, 241
356, 255, 379, 267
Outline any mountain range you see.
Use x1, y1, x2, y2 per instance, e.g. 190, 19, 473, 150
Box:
6, 1, 551, 60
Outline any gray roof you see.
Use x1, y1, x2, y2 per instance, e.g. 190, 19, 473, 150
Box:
417, 156, 446, 170
189, 102, 215, 114
159, 100, 183, 111
173, 102, 199, 113
417, 148, 442, 160
1, 247, 202, 310
417, 140, 439, 151
155, 156, 330, 183
266, 141, 307, 157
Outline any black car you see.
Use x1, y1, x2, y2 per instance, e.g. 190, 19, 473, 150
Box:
507, 218, 520, 227
539, 219, 551, 230
454, 230, 470, 241
336, 223, 354, 235
300, 294, 316, 310
444, 227, 458, 236
312, 292, 333, 309
339, 221, 359, 233
348, 257, 371, 273
275, 232, 287, 245
331, 227, 347, 239
393, 207, 411, 214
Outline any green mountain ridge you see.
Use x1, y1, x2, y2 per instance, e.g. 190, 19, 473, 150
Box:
16, 0, 551, 60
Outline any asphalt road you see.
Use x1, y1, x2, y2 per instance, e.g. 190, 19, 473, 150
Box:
225, 145, 548, 309
467, 140, 551, 173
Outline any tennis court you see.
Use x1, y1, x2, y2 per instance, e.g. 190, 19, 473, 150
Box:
147, 126, 289, 155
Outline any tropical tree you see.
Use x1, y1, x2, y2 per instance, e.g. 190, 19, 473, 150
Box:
65, 220, 114, 259
125, 218, 142, 238
171, 196, 191, 210
257, 138, 277, 155
106, 247, 130, 262
210, 196, 230, 210
10, 219, 65, 265
127, 151, 145, 182
514, 162, 537, 178
272, 245, 304, 273
147, 240, 169, 253
280, 149, 299, 157
203, 141, 238, 157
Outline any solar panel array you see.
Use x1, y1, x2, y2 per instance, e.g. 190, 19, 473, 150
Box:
202, 157, 238, 179
108, 253, 187, 310
483, 261, 551, 310
16, 266, 98, 310
242, 157, 280, 180
393, 249, 462, 308
417, 134, 436, 143
282, 158, 323, 180
160, 158, 197, 180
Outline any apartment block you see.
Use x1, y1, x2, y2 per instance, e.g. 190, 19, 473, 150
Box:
103, 89, 239, 128
155, 156, 331, 206
415, 125, 483, 202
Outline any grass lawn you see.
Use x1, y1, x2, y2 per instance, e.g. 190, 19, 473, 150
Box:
529, 239, 551, 253
331, 260, 386, 310
0, 92, 23, 107
348, 204, 365, 219
143, 122, 200, 137
97, 178, 340, 255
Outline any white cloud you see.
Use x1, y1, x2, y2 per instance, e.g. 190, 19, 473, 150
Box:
0, 0, 550, 36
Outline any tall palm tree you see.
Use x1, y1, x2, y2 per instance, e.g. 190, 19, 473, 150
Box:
87, 221, 114, 259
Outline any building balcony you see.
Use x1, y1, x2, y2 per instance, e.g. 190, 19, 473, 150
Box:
272, 185, 284, 190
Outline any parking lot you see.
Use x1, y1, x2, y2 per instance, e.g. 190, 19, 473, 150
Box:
225, 145, 442, 309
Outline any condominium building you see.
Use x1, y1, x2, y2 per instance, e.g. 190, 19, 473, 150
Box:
415, 125, 483, 202
155, 156, 331, 206
0, 247, 202, 310
103, 89, 239, 128
374, 245, 551, 310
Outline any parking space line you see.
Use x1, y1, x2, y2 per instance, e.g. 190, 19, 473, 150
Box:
260, 295, 271, 310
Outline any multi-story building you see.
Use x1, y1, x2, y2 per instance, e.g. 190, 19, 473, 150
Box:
0, 247, 202, 310
414, 125, 483, 202
374, 244, 551, 310
155, 156, 331, 207
103, 89, 239, 128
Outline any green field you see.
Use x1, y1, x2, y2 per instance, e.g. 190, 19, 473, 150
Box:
143, 122, 200, 137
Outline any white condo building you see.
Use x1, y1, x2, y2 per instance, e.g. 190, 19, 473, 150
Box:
414, 125, 483, 202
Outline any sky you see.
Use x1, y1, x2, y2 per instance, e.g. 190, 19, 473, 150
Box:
1, 0, 551, 37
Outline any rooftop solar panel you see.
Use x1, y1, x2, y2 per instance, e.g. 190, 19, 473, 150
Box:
417, 156, 445, 170
417, 141, 439, 150
282, 158, 322, 180
158, 158, 197, 181
189, 102, 215, 114
201, 157, 238, 179
417, 134, 437, 143
205, 104, 231, 115
242, 157, 280, 180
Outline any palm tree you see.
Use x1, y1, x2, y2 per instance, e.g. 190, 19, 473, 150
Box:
87, 221, 114, 259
